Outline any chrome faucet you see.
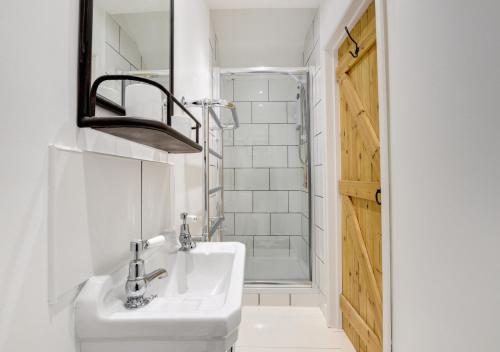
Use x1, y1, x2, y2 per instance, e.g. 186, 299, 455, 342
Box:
179, 212, 197, 251
124, 235, 168, 309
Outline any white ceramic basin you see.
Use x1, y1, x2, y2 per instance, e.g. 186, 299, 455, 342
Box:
76, 241, 245, 352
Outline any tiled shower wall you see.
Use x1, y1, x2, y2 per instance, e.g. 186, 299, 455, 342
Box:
304, 10, 328, 311
221, 75, 310, 280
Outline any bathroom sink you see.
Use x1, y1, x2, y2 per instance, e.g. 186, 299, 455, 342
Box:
75, 241, 245, 352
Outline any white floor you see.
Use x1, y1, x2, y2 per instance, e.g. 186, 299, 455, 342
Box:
235, 306, 356, 352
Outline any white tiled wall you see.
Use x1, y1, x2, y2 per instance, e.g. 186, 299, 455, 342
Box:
303, 10, 328, 315
235, 169, 270, 190
252, 102, 288, 123
241, 292, 320, 307
221, 74, 310, 281
48, 147, 173, 303
252, 146, 288, 168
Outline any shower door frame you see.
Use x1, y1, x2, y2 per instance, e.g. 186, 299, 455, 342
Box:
220, 67, 313, 287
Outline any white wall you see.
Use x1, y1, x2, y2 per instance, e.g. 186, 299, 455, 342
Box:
318, 0, 500, 349
211, 8, 316, 67
0, 0, 211, 351
386, 1, 500, 351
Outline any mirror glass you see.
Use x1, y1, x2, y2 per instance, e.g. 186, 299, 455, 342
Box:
91, 0, 171, 107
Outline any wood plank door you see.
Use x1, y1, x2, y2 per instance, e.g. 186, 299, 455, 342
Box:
337, 3, 382, 352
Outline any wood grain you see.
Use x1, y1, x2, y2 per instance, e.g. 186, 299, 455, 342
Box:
339, 180, 380, 202
338, 3, 382, 350
340, 294, 382, 352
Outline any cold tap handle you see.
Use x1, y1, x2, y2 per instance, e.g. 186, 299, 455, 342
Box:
180, 212, 198, 224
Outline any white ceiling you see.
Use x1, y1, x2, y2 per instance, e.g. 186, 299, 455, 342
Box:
212, 8, 316, 67
207, 0, 321, 9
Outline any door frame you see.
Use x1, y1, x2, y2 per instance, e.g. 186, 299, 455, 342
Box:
323, 0, 392, 350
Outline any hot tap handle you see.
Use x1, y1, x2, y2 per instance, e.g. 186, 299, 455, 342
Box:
144, 235, 166, 249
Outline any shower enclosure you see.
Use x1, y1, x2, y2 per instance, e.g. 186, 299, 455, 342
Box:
220, 68, 311, 285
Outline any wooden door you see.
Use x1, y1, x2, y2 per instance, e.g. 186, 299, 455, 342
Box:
337, 3, 382, 352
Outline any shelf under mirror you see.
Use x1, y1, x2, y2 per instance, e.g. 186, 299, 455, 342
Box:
79, 75, 202, 154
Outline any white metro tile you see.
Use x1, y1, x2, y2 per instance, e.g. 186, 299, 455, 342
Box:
291, 293, 320, 307
287, 101, 299, 124
223, 213, 234, 236
314, 196, 324, 229
221, 79, 233, 101
253, 191, 288, 213
222, 102, 251, 124
289, 191, 303, 213
234, 78, 269, 101
141, 161, 173, 239
287, 146, 304, 167
224, 146, 252, 168
223, 129, 233, 146
254, 236, 290, 257
259, 293, 290, 306
234, 124, 268, 145
223, 169, 234, 190
290, 236, 309, 265
224, 191, 252, 212
269, 124, 298, 145
243, 293, 259, 306
223, 235, 254, 257
80, 152, 141, 274
270, 168, 304, 191
313, 100, 324, 135
271, 213, 302, 236
302, 192, 309, 216
252, 102, 287, 123
235, 168, 269, 190
317, 255, 327, 294
313, 165, 324, 196
315, 226, 326, 262
269, 77, 299, 101
235, 213, 270, 236
48, 148, 142, 301
253, 146, 287, 168
313, 133, 324, 166
302, 215, 310, 242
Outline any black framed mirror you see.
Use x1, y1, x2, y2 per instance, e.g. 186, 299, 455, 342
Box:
78, 0, 174, 120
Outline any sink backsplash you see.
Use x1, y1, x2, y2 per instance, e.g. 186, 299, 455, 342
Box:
48, 146, 174, 304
